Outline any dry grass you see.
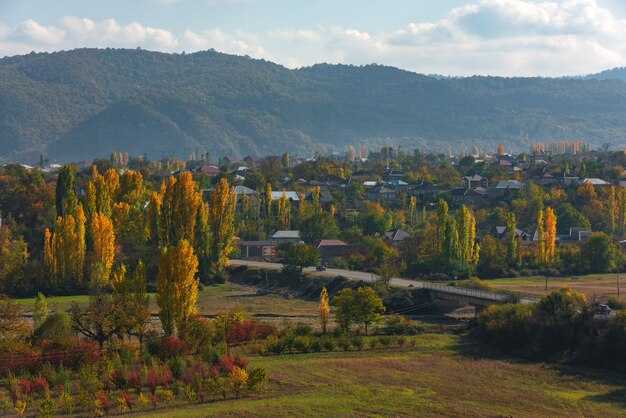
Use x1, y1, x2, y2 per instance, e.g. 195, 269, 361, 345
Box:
138, 334, 626, 418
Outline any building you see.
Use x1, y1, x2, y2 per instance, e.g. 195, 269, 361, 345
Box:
239, 241, 277, 261
316, 239, 352, 264
271, 230, 302, 245
461, 175, 488, 189
365, 185, 396, 202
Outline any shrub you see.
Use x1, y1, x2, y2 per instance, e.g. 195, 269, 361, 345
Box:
59, 390, 73, 415
97, 393, 110, 415
199, 345, 221, 365
169, 356, 186, 379
351, 336, 365, 350
158, 337, 191, 360
322, 336, 336, 352
294, 336, 312, 353
34, 312, 73, 341
137, 392, 149, 409
159, 366, 173, 388
265, 335, 285, 355
379, 336, 392, 347
219, 355, 235, 374
477, 303, 534, 352
368, 338, 378, 349
128, 370, 141, 394
31, 376, 49, 396
310, 338, 323, 352
607, 297, 626, 310
395, 336, 406, 347
248, 366, 268, 393
294, 324, 313, 336
228, 366, 248, 398
337, 335, 352, 351
146, 368, 158, 394
38, 396, 57, 418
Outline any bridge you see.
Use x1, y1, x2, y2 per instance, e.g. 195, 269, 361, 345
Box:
230, 259, 539, 310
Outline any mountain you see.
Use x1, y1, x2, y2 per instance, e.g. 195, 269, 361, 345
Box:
585, 67, 626, 82
2, 48, 626, 163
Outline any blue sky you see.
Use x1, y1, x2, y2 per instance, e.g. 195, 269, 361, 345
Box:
1, 0, 626, 76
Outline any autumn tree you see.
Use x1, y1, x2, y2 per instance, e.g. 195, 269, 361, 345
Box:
537, 210, 545, 267
208, 178, 237, 278
44, 205, 86, 290
161, 172, 201, 246
318, 287, 330, 335
90, 212, 115, 280
264, 183, 273, 234
407, 196, 418, 229
544, 207, 557, 268
435, 199, 449, 258
0, 225, 29, 293
276, 190, 291, 230
280, 243, 320, 276
156, 240, 199, 336
457, 205, 477, 270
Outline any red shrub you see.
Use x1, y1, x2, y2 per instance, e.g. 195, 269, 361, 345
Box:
150, 394, 157, 409
98, 393, 110, 414
31, 377, 49, 396
128, 370, 141, 393
219, 355, 235, 374
146, 368, 158, 394
159, 336, 190, 359
1, 343, 41, 376
234, 356, 248, 369
124, 391, 133, 411
18, 379, 31, 396
227, 320, 277, 345
159, 367, 173, 388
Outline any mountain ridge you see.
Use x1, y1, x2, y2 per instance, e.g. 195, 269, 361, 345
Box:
2, 48, 626, 163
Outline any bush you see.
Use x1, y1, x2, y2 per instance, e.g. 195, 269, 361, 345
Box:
607, 297, 626, 310
310, 338, 323, 352
158, 336, 191, 360
337, 335, 352, 351
294, 324, 313, 336
293, 336, 312, 353
322, 336, 335, 352
34, 312, 73, 341
459, 277, 495, 292
379, 336, 392, 347
477, 303, 534, 352
351, 336, 365, 350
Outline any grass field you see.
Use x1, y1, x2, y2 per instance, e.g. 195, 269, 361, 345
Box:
135, 333, 626, 417
485, 274, 625, 301
15, 283, 320, 319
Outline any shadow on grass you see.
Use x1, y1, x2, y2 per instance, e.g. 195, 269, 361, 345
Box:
583, 388, 626, 408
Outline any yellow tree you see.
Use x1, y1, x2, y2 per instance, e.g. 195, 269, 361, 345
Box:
147, 190, 163, 246
264, 183, 273, 233
277, 190, 291, 230
319, 287, 330, 335
312, 186, 321, 213
209, 178, 237, 277
161, 172, 201, 246
47, 205, 86, 290
607, 185, 617, 233
544, 207, 557, 267
156, 240, 199, 336
91, 212, 115, 279
43, 228, 56, 284
407, 196, 418, 229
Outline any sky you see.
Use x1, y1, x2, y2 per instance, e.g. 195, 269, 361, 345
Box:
1, 0, 626, 76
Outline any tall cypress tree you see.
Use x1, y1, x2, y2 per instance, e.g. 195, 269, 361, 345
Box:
55, 165, 78, 218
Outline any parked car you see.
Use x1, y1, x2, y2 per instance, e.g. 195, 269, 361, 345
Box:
596, 304, 611, 315
316, 265, 326, 271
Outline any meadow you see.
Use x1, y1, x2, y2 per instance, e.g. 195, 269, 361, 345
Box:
138, 333, 626, 418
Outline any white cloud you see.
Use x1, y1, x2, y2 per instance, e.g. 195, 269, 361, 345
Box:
1, 1, 626, 76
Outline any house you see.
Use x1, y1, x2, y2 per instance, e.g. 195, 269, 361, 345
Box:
408, 180, 444, 202
193, 165, 221, 177
271, 230, 302, 245
461, 175, 488, 189
553, 172, 579, 186
451, 187, 486, 205
365, 185, 396, 202
270, 191, 301, 206
382, 169, 405, 182
239, 241, 277, 261
486, 180, 523, 199
579, 178, 610, 187
316, 239, 352, 264
494, 226, 532, 247
556, 227, 592, 244
382, 228, 412, 248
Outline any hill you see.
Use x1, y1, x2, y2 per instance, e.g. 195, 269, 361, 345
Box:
2, 48, 626, 163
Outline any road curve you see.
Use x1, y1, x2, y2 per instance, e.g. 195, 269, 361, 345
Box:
229, 259, 424, 288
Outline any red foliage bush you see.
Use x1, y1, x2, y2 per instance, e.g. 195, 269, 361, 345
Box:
39, 338, 100, 369
0, 343, 41, 376
227, 320, 277, 345
234, 356, 248, 369
128, 370, 141, 393
124, 391, 133, 411
31, 377, 49, 396
159, 366, 173, 388
18, 379, 31, 396
219, 355, 235, 374
98, 393, 110, 414
159, 336, 191, 359
150, 394, 157, 408
146, 368, 158, 394
110, 368, 128, 389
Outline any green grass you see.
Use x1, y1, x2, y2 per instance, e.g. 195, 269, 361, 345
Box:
14, 283, 319, 318
134, 333, 626, 417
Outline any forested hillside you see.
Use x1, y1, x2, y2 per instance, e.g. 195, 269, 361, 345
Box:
2, 48, 626, 163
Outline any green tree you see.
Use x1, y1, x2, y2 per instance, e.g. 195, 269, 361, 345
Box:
581, 232, 620, 273
506, 211, 518, 267
300, 211, 339, 243
55, 165, 78, 218
33, 292, 48, 328
279, 243, 320, 276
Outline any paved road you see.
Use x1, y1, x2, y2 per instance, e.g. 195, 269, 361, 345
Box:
230, 259, 426, 288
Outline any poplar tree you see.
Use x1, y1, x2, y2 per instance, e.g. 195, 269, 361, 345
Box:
264, 183, 273, 233
277, 190, 291, 230
544, 207, 557, 267
91, 212, 115, 279
506, 211, 518, 267
156, 240, 199, 336
209, 178, 237, 277
318, 287, 330, 335
55, 165, 78, 218
537, 210, 545, 266
407, 196, 418, 229
435, 199, 449, 258
161, 172, 201, 246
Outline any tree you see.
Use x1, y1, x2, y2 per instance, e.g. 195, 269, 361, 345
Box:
544, 207, 557, 267
435, 199, 449, 258
537, 210, 545, 267
264, 183, 273, 233
581, 232, 620, 273
280, 243, 320, 276
208, 178, 237, 277
318, 287, 330, 335
90, 212, 115, 280
276, 190, 291, 230
457, 205, 477, 270
0, 225, 29, 293
0, 296, 29, 340
300, 212, 339, 243
407, 196, 418, 229
333, 287, 385, 335
45, 205, 86, 290
69, 298, 128, 348
281, 152, 290, 170
33, 292, 48, 328
161, 172, 201, 246
55, 165, 78, 218
156, 240, 199, 336
506, 211, 518, 267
